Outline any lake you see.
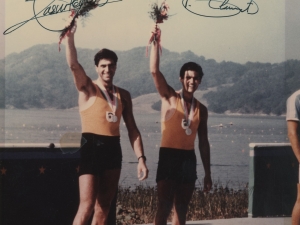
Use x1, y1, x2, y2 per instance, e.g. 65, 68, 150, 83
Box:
0, 109, 288, 188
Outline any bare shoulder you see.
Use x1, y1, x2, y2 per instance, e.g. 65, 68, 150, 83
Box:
166, 86, 178, 100
80, 78, 97, 96
77, 80, 97, 110
118, 87, 131, 99
163, 88, 178, 105
117, 87, 132, 109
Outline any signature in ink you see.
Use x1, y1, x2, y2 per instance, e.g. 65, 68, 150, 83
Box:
4, 0, 122, 35
182, 0, 259, 18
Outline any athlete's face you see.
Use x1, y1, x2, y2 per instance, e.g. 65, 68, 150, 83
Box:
180, 70, 201, 93
95, 58, 117, 83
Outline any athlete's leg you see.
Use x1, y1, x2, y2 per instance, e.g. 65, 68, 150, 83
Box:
292, 183, 300, 225
91, 169, 121, 225
107, 191, 118, 225
154, 180, 177, 225
73, 174, 98, 225
172, 182, 195, 225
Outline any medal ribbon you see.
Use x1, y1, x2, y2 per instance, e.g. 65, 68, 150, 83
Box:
180, 90, 194, 128
97, 83, 118, 114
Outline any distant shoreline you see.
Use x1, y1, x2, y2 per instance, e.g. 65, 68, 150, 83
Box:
2, 90, 286, 117
2, 107, 286, 117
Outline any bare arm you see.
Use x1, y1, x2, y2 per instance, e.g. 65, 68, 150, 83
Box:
198, 103, 212, 191
149, 26, 176, 100
288, 120, 300, 163
120, 88, 148, 180
65, 20, 94, 95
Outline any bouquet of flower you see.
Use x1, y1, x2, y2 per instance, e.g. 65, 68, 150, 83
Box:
58, 0, 100, 50
146, 1, 170, 56
148, 1, 169, 24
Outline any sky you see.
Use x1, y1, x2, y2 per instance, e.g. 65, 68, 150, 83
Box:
1, 0, 299, 64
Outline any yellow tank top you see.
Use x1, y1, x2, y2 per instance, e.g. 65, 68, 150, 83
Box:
161, 94, 200, 150
80, 83, 123, 136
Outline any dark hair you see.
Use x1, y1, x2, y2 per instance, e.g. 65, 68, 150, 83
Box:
179, 62, 204, 79
94, 48, 118, 66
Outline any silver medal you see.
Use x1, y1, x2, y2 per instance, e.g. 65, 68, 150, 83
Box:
106, 112, 117, 123
185, 128, 192, 135
112, 115, 118, 122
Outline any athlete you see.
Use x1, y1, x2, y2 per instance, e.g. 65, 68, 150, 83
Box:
287, 90, 300, 225
149, 25, 212, 225
64, 19, 148, 225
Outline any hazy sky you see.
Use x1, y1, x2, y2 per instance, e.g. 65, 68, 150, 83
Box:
1, 0, 299, 64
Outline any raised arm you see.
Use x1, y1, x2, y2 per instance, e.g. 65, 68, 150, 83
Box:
120, 88, 148, 181
65, 19, 94, 95
149, 26, 175, 99
288, 121, 300, 163
198, 104, 212, 192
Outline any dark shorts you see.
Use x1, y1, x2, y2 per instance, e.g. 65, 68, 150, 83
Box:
78, 133, 122, 176
156, 147, 197, 184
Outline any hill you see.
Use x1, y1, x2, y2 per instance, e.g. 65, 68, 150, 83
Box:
1, 44, 300, 115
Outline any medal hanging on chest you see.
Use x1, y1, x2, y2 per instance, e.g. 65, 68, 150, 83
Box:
180, 91, 194, 136
97, 83, 118, 123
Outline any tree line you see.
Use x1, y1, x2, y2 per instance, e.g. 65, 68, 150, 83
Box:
1, 43, 299, 115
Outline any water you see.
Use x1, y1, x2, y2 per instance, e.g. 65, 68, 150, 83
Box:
0, 109, 288, 188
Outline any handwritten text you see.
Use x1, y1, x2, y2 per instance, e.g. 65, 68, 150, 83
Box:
182, 0, 259, 18
4, 0, 121, 35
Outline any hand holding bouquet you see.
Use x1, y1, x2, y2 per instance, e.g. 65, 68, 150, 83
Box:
58, 0, 100, 51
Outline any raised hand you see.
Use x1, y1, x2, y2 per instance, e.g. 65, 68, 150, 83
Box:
65, 14, 78, 36
149, 24, 161, 44
63, 11, 78, 37
58, 11, 78, 51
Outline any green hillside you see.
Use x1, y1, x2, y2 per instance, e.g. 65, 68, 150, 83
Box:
1, 43, 299, 115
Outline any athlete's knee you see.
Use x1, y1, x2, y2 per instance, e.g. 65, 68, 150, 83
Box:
296, 195, 300, 204
296, 184, 300, 201
95, 200, 112, 215
92, 205, 110, 225
93, 207, 108, 219
79, 199, 95, 214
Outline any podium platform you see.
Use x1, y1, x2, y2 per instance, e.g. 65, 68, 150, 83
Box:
0, 143, 117, 225
248, 143, 298, 217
